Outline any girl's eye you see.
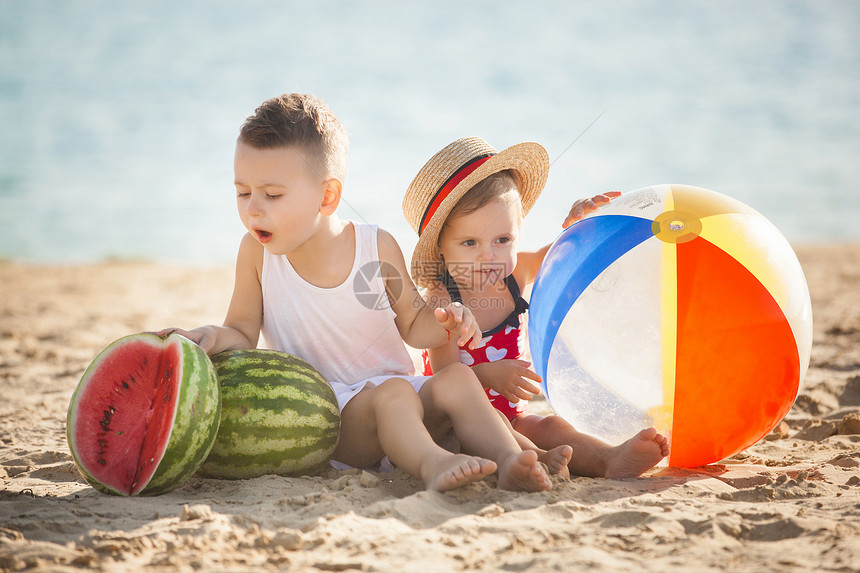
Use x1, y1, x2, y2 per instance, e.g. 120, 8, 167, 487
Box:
461, 239, 476, 247
266, 193, 282, 200
497, 236, 511, 245
236, 191, 250, 198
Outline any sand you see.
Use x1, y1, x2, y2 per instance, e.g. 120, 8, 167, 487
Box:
1, 244, 859, 572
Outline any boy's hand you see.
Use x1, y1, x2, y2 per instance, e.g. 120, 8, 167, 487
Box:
480, 359, 542, 403
434, 302, 482, 349
157, 326, 216, 354
562, 191, 621, 228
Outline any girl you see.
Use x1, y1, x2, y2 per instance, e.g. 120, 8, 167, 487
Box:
402, 137, 669, 478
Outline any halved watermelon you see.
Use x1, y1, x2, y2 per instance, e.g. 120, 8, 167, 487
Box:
67, 332, 220, 495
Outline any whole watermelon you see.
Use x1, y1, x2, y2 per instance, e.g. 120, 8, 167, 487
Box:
67, 332, 221, 496
198, 349, 340, 479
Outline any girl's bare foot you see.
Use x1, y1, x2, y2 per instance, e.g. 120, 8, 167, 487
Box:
604, 428, 669, 479
497, 450, 552, 492
538, 445, 573, 479
422, 454, 497, 491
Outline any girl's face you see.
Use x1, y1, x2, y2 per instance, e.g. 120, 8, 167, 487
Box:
438, 196, 522, 291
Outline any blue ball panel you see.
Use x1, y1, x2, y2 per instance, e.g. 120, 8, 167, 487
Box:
528, 215, 656, 390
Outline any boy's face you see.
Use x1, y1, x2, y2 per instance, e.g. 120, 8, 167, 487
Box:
234, 141, 327, 255
438, 196, 521, 291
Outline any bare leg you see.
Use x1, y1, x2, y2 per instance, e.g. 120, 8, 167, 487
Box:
536, 444, 573, 479
601, 428, 670, 479
332, 378, 496, 491
418, 363, 551, 492
514, 414, 668, 478
501, 412, 571, 478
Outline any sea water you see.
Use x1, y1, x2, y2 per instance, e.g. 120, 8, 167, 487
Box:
1, 0, 859, 263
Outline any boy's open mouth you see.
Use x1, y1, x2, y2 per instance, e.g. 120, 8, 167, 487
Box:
255, 229, 272, 243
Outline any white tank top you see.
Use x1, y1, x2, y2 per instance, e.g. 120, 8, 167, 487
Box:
260, 222, 415, 385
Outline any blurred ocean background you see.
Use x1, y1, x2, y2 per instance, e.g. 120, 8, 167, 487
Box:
1, 0, 859, 264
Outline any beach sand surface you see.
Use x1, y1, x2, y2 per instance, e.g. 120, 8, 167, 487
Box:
1, 245, 859, 572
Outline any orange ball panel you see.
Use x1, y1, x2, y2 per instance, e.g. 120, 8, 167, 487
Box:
669, 237, 800, 467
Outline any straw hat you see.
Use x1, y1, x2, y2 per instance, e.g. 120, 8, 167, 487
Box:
403, 137, 549, 288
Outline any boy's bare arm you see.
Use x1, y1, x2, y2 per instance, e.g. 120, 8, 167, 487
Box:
423, 285, 460, 371
217, 233, 265, 350
376, 229, 480, 349
162, 233, 263, 354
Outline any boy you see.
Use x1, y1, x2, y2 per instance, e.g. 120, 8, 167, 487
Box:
164, 94, 551, 492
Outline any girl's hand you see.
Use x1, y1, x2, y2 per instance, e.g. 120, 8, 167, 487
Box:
481, 359, 543, 403
433, 302, 482, 349
562, 191, 621, 228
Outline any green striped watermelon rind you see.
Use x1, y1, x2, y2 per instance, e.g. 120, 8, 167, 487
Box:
66, 333, 221, 496
142, 335, 221, 494
198, 349, 340, 480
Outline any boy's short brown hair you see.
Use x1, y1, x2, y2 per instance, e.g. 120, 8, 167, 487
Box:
238, 93, 349, 181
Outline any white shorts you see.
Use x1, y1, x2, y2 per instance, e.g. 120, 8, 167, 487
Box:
330, 374, 430, 413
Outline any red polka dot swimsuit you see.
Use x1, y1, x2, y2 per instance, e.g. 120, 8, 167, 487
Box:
422, 272, 530, 422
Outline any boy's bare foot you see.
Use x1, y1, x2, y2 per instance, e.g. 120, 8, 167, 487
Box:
423, 454, 497, 492
497, 450, 552, 492
604, 428, 669, 479
538, 445, 573, 479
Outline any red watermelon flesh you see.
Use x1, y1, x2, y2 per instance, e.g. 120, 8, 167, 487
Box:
71, 337, 182, 495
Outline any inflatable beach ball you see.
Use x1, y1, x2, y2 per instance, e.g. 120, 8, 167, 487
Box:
528, 184, 812, 467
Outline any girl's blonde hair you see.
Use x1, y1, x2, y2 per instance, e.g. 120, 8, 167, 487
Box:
446, 170, 524, 223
